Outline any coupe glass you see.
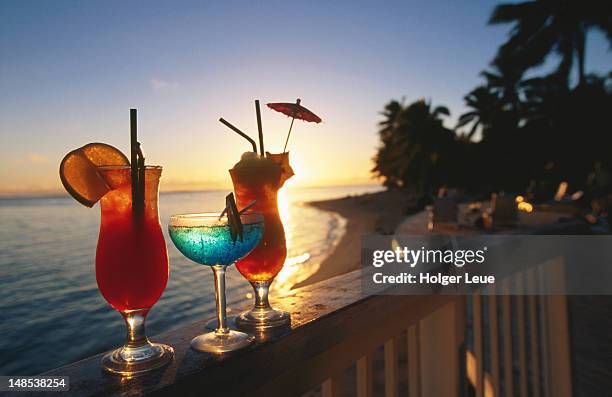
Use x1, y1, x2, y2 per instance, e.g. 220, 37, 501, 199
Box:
230, 164, 291, 330
95, 165, 174, 376
168, 212, 264, 353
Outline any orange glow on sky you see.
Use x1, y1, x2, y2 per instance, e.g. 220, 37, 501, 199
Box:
0, 103, 379, 196
3, 2, 608, 196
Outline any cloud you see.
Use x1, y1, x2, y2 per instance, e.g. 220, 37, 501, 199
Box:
150, 78, 179, 90
21, 153, 49, 164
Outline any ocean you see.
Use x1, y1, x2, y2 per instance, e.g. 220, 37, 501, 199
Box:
0, 185, 381, 375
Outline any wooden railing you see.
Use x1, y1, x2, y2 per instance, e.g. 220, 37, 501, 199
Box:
466, 264, 572, 397
42, 271, 573, 397
43, 224, 581, 397
44, 269, 459, 396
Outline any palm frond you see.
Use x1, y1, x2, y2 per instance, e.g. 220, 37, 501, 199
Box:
433, 106, 450, 117
488, 2, 538, 25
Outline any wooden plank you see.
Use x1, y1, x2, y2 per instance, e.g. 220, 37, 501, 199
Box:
454, 297, 467, 397
502, 278, 515, 397
516, 276, 529, 397
322, 377, 338, 397
545, 295, 572, 397
419, 300, 463, 397
488, 292, 501, 397
542, 258, 572, 397
453, 296, 468, 396
538, 291, 551, 397
407, 325, 421, 397
384, 337, 399, 397
527, 268, 541, 397
537, 258, 556, 397
356, 354, 373, 397
473, 294, 484, 397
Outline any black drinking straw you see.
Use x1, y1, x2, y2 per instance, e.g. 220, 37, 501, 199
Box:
130, 109, 139, 214
130, 109, 145, 216
219, 118, 257, 153
255, 100, 264, 156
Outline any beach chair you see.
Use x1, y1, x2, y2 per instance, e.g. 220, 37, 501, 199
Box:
427, 197, 459, 231
490, 193, 518, 227
554, 181, 569, 201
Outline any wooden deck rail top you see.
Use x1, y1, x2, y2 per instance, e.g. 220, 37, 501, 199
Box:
38, 269, 455, 397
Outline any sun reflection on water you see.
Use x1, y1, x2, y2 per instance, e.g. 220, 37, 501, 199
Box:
273, 187, 307, 293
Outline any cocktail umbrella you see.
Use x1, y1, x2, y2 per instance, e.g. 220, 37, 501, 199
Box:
267, 98, 322, 152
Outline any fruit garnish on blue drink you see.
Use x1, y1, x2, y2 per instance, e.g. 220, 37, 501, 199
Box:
168, 201, 264, 354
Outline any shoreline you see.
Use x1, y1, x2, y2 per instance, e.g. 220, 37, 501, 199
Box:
293, 189, 419, 288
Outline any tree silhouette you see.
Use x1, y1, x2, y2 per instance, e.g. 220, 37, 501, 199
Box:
373, 2, 611, 198
520, 73, 569, 126
456, 86, 500, 140
489, 0, 612, 86
481, 61, 524, 112
372, 99, 454, 193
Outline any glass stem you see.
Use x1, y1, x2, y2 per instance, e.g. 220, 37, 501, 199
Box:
122, 309, 149, 348
251, 281, 272, 310
212, 265, 229, 334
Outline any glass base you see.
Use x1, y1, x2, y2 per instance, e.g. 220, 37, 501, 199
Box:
190, 330, 254, 353
204, 315, 238, 331
101, 342, 174, 377
236, 307, 291, 331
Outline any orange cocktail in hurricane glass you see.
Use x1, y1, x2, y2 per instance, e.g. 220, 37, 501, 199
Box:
219, 98, 320, 331
230, 152, 293, 330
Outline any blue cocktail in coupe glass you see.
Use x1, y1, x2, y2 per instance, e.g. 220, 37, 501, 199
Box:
168, 212, 264, 353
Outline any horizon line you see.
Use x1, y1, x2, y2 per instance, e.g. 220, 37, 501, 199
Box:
0, 181, 382, 201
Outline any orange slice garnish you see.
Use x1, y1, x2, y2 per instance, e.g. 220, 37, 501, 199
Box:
59, 143, 129, 207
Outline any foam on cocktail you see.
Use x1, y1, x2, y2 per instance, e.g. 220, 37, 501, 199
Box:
233, 151, 277, 168
232, 151, 295, 188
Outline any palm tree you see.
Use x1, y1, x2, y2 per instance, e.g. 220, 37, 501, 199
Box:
456, 86, 500, 140
520, 73, 569, 126
372, 100, 406, 187
377, 99, 405, 141
481, 61, 524, 112
489, 0, 612, 86
372, 99, 453, 192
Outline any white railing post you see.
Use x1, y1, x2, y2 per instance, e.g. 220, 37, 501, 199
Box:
419, 298, 465, 397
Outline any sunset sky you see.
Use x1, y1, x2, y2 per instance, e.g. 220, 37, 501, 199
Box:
1, 1, 610, 195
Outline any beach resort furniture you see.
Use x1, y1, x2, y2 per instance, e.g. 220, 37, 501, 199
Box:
444, 187, 461, 198
554, 181, 569, 201
426, 197, 459, 231
490, 193, 518, 227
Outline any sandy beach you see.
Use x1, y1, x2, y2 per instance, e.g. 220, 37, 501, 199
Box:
295, 190, 583, 289
294, 190, 418, 288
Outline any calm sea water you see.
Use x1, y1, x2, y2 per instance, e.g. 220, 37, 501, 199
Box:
0, 185, 381, 375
